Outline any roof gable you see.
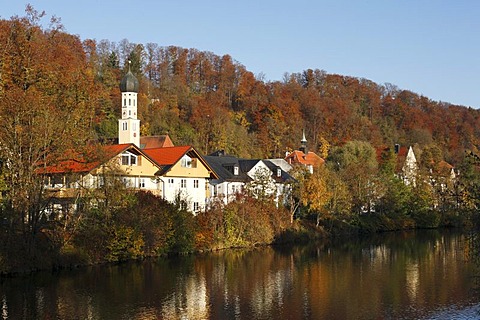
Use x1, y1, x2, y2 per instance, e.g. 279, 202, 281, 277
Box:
144, 146, 219, 178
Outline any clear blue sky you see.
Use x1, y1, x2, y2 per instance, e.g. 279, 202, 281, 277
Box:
2, 1, 480, 108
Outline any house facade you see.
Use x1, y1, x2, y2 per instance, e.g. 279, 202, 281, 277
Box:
204, 151, 294, 206
143, 146, 216, 213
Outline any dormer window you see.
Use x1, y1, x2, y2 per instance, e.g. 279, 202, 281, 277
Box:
181, 155, 192, 168
121, 151, 137, 166
180, 155, 197, 168
234, 165, 239, 176
277, 168, 282, 177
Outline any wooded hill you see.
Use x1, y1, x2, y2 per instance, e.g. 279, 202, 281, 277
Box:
1, 9, 479, 271
3, 9, 480, 165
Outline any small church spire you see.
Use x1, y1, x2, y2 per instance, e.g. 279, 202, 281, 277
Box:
300, 129, 308, 154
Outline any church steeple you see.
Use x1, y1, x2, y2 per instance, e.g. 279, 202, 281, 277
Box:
299, 129, 308, 154
118, 61, 140, 146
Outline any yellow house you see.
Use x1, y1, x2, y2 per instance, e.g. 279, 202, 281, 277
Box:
143, 146, 217, 213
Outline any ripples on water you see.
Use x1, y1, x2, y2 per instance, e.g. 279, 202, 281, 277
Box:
0, 230, 479, 319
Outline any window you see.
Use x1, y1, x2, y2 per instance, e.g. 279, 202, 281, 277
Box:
121, 154, 129, 165
123, 98, 126, 107
233, 165, 239, 175
133, 122, 137, 131
98, 176, 105, 187
181, 179, 187, 188
123, 177, 132, 187
139, 178, 145, 188
121, 152, 137, 166
194, 179, 199, 188
168, 178, 174, 184
122, 122, 127, 130
193, 202, 199, 212
180, 156, 197, 168
180, 202, 187, 211
129, 98, 131, 106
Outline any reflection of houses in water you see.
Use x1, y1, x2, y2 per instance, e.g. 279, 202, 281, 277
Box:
251, 269, 291, 318
405, 261, 420, 301
362, 244, 391, 268
161, 273, 209, 319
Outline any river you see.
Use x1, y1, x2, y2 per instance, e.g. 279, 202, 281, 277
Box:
1, 229, 479, 319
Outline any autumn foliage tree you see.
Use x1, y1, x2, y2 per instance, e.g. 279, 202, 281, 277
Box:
0, 8, 96, 263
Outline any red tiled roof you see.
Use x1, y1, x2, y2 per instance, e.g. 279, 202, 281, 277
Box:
285, 150, 325, 167
143, 145, 219, 179
140, 135, 174, 149
143, 146, 192, 165
38, 144, 134, 174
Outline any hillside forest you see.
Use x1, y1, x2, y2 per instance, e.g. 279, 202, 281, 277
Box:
0, 8, 480, 272
2, 8, 479, 163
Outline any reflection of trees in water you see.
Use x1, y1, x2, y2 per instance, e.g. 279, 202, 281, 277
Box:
465, 229, 480, 318
466, 231, 480, 291
465, 213, 480, 317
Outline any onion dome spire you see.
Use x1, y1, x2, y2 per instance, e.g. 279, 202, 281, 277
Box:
120, 60, 139, 93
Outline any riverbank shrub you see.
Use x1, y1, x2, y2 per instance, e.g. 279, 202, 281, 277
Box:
194, 193, 290, 250
72, 191, 196, 264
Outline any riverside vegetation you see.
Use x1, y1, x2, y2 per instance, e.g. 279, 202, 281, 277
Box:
0, 8, 479, 273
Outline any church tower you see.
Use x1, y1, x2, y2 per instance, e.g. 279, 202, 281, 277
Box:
118, 62, 140, 146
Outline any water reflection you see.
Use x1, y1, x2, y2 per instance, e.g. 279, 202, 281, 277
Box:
1, 230, 479, 319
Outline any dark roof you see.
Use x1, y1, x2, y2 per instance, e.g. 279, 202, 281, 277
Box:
263, 160, 295, 183
239, 159, 259, 173
204, 155, 252, 183
120, 70, 139, 93
204, 153, 294, 184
